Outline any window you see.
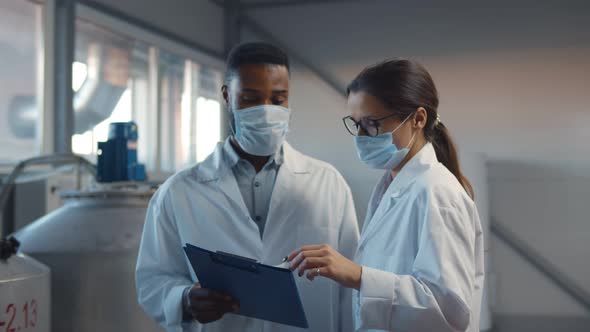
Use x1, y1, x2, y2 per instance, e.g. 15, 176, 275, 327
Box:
71, 20, 149, 161
195, 97, 221, 163
0, 0, 44, 163
71, 16, 224, 175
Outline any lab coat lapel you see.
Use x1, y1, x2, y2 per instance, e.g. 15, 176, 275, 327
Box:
264, 142, 311, 240
358, 143, 438, 249
195, 140, 250, 216
217, 169, 250, 216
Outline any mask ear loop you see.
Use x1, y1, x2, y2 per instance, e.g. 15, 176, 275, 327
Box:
390, 112, 414, 135
391, 112, 417, 149
227, 108, 237, 136
406, 130, 418, 149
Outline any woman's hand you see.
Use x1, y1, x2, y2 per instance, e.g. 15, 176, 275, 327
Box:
288, 244, 362, 290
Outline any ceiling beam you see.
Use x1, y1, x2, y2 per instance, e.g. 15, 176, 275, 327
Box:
241, 0, 364, 11
223, 0, 241, 56
240, 15, 346, 96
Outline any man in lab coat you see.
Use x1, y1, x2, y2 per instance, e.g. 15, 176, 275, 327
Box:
135, 42, 359, 332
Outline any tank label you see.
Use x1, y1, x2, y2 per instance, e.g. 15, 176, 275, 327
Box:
0, 275, 49, 332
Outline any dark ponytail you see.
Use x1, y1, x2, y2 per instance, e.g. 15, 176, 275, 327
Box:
431, 121, 474, 198
347, 59, 474, 199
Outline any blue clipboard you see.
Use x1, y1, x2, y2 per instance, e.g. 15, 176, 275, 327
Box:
183, 244, 309, 329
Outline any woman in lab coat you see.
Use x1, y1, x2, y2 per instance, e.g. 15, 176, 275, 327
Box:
289, 59, 484, 332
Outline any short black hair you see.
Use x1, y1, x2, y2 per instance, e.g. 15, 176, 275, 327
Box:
224, 42, 290, 84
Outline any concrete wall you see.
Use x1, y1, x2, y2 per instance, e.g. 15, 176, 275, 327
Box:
489, 162, 590, 317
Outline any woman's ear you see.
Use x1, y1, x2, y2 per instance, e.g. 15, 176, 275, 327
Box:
414, 107, 428, 129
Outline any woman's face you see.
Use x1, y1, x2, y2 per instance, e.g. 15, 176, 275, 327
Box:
347, 91, 417, 150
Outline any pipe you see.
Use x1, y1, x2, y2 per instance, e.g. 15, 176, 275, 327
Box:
0, 154, 96, 239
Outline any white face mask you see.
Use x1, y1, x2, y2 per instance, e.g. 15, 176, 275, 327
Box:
353, 112, 416, 169
230, 104, 291, 156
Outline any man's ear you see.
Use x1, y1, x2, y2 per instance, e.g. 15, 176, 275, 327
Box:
222, 85, 229, 106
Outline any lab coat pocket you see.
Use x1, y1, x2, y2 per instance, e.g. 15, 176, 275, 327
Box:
296, 226, 338, 248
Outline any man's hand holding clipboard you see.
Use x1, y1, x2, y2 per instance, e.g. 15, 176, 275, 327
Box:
183, 244, 309, 328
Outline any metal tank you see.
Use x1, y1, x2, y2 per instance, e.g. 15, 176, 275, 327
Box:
1, 154, 95, 332
15, 186, 163, 332
0, 238, 51, 332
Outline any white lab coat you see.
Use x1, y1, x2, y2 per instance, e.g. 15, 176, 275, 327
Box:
353, 143, 484, 332
136, 139, 359, 332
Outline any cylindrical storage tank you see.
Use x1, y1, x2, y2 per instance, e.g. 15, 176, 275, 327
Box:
0, 252, 50, 332
14, 188, 163, 332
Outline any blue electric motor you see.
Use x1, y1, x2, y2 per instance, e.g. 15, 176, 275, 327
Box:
96, 122, 146, 182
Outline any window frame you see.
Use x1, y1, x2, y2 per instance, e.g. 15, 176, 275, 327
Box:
70, 3, 227, 180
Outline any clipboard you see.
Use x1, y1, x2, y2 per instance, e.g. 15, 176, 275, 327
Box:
183, 244, 309, 328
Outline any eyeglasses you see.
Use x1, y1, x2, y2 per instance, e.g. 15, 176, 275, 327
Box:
342, 113, 398, 137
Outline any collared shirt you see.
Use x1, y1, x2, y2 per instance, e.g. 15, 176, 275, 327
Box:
224, 141, 284, 237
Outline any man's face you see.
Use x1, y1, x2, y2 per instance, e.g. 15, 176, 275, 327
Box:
223, 64, 290, 112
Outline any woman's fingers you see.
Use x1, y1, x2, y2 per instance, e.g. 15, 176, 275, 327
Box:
287, 244, 361, 287
296, 256, 328, 277
306, 266, 325, 281
287, 244, 326, 261
289, 248, 330, 271
287, 245, 337, 282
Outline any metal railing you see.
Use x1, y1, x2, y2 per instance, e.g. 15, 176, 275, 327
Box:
0, 154, 96, 239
